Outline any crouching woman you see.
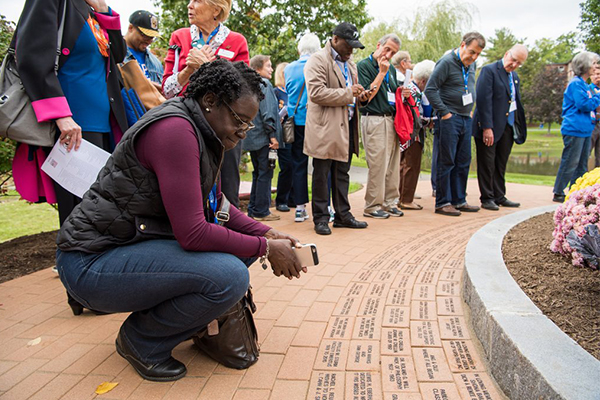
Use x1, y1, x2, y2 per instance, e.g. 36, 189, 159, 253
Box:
55, 59, 305, 382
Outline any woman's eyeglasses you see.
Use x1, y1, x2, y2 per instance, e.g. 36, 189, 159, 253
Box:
222, 100, 255, 133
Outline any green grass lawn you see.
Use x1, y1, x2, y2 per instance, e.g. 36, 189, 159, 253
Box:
0, 192, 59, 242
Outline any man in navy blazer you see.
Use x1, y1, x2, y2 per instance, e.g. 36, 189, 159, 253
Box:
473, 44, 528, 210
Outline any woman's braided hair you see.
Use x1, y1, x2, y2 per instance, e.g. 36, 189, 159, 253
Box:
185, 59, 265, 104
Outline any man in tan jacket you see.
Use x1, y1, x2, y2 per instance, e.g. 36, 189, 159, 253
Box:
304, 22, 370, 235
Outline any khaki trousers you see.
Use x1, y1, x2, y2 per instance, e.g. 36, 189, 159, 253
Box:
399, 141, 423, 204
362, 115, 401, 213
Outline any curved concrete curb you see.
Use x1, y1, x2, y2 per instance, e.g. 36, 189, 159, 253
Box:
463, 205, 600, 400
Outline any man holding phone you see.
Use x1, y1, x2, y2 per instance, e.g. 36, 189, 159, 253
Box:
358, 34, 406, 219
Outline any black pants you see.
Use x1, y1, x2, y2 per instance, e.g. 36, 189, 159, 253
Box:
220, 141, 242, 209
291, 125, 309, 205
54, 131, 111, 226
311, 125, 354, 224
275, 142, 294, 207
475, 124, 514, 203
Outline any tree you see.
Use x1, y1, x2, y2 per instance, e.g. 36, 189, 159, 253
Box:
483, 28, 522, 64
579, 0, 600, 53
522, 66, 567, 132
154, 0, 371, 65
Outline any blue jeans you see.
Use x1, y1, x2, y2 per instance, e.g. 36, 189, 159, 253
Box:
56, 240, 251, 363
291, 125, 309, 205
248, 145, 274, 218
431, 121, 440, 191
553, 135, 592, 195
435, 114, 472, 208
276, 142, 293, 207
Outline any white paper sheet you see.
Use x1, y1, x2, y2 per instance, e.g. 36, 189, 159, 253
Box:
41, 139, 111, 198
403, 69, 412, 87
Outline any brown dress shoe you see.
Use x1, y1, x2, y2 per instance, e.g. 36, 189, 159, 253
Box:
456, 203, 480, 212
435, 205, 461, 216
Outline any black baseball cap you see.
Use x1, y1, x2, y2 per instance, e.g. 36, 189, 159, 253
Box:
332, 22, 364, 49
129, 10, 160, 38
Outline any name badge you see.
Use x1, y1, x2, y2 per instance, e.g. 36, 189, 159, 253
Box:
462, 92, 473, 106
592, 111, 596, 120
217, 48, 234, 59
387, 91, 396, 106
509, 101, 517, 112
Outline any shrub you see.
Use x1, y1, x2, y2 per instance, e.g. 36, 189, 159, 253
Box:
551, 183, 600, 269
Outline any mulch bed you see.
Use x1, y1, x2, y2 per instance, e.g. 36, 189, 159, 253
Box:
0, 230, 58, 284
502, 212, 600, 360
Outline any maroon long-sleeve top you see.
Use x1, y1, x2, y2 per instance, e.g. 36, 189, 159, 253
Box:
134, 116, 269, 257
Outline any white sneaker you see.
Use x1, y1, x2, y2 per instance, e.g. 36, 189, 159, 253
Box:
295, 209, 309, 222
52, 266, 58, 275
328, 206, 334, 223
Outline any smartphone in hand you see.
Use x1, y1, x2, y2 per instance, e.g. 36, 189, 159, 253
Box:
294, 244, 319, 267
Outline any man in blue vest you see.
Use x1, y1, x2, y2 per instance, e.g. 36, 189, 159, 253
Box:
473, 44, 528, 210
124, 10, 164, 92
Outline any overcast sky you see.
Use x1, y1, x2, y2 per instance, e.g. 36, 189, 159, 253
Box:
1, 0, 582, 46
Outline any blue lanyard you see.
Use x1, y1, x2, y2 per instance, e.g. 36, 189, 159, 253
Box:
208, 184, 218, 224
335, 59, 350, 87
369, 55, 390, 89
192, 24, 220, 48
508, 72, 515, 102
456, 49, 469, 94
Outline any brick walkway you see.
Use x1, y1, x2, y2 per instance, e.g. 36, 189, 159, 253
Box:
0, 180, 554, 400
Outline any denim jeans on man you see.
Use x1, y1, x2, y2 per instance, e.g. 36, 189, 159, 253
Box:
56, 240, 251, 363
248, 145, 274, 218
553, 135, 592, 195
435, 114, 472, 208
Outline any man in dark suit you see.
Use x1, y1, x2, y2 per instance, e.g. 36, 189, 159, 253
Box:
473, 44, 528, 210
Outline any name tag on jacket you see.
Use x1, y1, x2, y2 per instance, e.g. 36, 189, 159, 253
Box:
217, 48, 234, 59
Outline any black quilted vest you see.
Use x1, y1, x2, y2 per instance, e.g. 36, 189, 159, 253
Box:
57, 97, 224, 253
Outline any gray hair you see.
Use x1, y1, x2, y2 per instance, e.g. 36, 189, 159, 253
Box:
391, 51, 410, 68
571, 51, 600, 76
298, 33, 321, 56
462, 31, 486, 49
413, 60, 435, 82
378, 33, 401, 48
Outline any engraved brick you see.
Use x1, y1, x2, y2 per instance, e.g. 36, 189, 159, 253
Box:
436, 297, 464, 316
412, 284, 436, 300
454, 372, 503, 399
438, 317, 470, 340
345, 372, 382, 400
355, 269, 376, 282
412, 347, 454, 382
325, 316, 354, 339
373, 270, 397, 283
366, 282, 388, 297
307, 371, 345, 400
386, 289, 411, 306
381, 356, 419, 392
437, 281, 460, 297
352, 316, 381, 339
410, 321, 442, 347
314, 340, 350, 370
410, 301, 437, 320
381, 328, 411, 356
333, 297, 361, 316
390, 274, 416, 289
440, 268, 463, 282
382, 306, 410, 328
383, 393, 422, 400
358, 297, 384, 317
442, 341, 485, 372
346, 341, 380, 371
419, 382, 462, 400
343, 282, 369, 298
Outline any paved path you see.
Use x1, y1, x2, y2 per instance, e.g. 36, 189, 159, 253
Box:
0, 179, 554, 400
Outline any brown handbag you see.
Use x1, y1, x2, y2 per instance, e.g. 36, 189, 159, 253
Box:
281, 83, 305, 144
118, 59, 165, 110
192, 287, 259, 369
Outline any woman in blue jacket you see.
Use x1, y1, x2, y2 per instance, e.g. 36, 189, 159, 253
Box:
553, 51, 600, 202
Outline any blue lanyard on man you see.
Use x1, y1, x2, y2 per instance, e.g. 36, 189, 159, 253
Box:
456, 49, 469, 94
192, 24, 220, 48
